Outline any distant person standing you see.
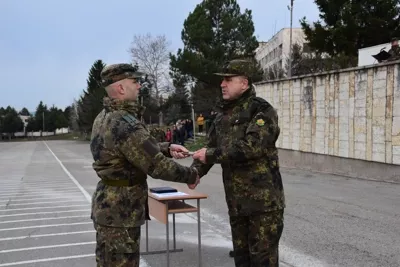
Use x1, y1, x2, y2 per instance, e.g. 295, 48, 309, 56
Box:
186, 119, 194, 139
166, 128, 172, 142
190, 58, 285, 267
90, 63, 199, 267
197, 113, 204, 134
387, 37, 400, 61
172, 125, 179, 144
178, 121, 186, 145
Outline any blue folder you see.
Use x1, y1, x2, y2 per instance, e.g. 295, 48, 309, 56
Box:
150, 186, 178, 194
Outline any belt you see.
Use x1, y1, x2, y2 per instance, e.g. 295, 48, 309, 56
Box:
101, 178, 151, 220
101, 173, 147, 187
102, 180, 133, 187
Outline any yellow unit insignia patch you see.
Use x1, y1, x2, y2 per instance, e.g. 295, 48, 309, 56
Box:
256, 119, 265, 126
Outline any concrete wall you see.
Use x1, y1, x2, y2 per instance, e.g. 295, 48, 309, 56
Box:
255, 61, 400, 168
13, 127, 70, 137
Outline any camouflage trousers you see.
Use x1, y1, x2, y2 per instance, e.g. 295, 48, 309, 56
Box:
229, 209, 284, 267
94, 223, 141, 267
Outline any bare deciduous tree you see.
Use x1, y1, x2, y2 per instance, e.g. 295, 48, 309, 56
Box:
69, 99, 80, 132
129, 33, 171, 99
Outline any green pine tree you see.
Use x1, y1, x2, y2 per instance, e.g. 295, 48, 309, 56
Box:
63, 106, 71, 127
19, 107, 31, 116
27, 101, 48, 132
45, 105, 68, 132
0, 107, 4, 135
162, 73, 191, 124
169, 0, 259, 112
1, 107, 23, 140
301, 0, 400, 67
77, 59, 106, 132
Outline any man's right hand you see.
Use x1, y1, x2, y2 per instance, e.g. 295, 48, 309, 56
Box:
169, 144, 190, 159
188, 175, 200, 189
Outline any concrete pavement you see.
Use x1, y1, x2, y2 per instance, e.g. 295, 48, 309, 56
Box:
0, 140, 399, 266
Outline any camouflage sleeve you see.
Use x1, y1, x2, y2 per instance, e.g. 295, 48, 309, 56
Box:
205, 106, 279, 163
190, 122, 217, 178
117, 122, 198, 184
158, 142, 172, 157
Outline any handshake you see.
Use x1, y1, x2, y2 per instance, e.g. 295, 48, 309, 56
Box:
169, 144, 207, 190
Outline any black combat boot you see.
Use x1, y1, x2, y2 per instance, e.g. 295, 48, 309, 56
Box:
229, 250, 235, 257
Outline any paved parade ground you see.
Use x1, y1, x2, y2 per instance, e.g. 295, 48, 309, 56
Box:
0, 141, 399, 267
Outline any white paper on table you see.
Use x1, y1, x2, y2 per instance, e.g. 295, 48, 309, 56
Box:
152, 192, 188, 198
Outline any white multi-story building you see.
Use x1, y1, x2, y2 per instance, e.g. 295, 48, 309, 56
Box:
255, 28, 308, 72
19, 115, 30, 127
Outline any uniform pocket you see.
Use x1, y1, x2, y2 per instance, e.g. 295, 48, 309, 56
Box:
105, 227, 140, 265
267, 153, 284, 191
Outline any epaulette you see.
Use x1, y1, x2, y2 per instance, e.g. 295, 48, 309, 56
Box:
249, 96, 272, 116
122, 114, 139, 127
253, 96, 270, 105
253, 96, 267, 103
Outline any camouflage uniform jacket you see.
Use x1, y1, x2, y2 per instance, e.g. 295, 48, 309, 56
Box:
90, 97, 198, 228
387, 46, 400, 61
192, 88, 285, 216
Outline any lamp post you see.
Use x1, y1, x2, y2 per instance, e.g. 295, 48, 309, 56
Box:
188, 81, 196, 142
288, 0, 294, 78
191, 103, 196, 142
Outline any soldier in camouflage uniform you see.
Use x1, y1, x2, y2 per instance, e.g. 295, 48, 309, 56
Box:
90, 63, 199, 267
150, 127, 166, 142
387, 37, 400, 61
191, 59, 285, 267
149, 127, 157, 140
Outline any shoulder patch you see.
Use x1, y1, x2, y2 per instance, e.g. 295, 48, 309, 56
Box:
122, 114, 139, 127
256, 118, 265, 126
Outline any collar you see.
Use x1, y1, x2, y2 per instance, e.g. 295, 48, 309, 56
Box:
216, 86, 255, 111
103, 97, 145, 116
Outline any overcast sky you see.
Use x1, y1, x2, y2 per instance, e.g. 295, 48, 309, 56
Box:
0, 0, 319, 112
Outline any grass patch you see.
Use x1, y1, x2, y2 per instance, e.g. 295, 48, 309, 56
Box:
185, 136, 207, 151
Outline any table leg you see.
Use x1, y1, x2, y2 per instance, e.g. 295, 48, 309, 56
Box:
166, 202, 169, 267
197, 199, 201, 267
146, 219, 149, 252
173, 213, 176, 249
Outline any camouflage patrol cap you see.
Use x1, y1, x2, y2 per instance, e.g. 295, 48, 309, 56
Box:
214, 58, 263, 82
100, 63, 144, 87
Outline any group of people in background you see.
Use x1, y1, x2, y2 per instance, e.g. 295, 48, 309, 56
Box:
168, 119, 194, 145
149, 112, 217, 145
